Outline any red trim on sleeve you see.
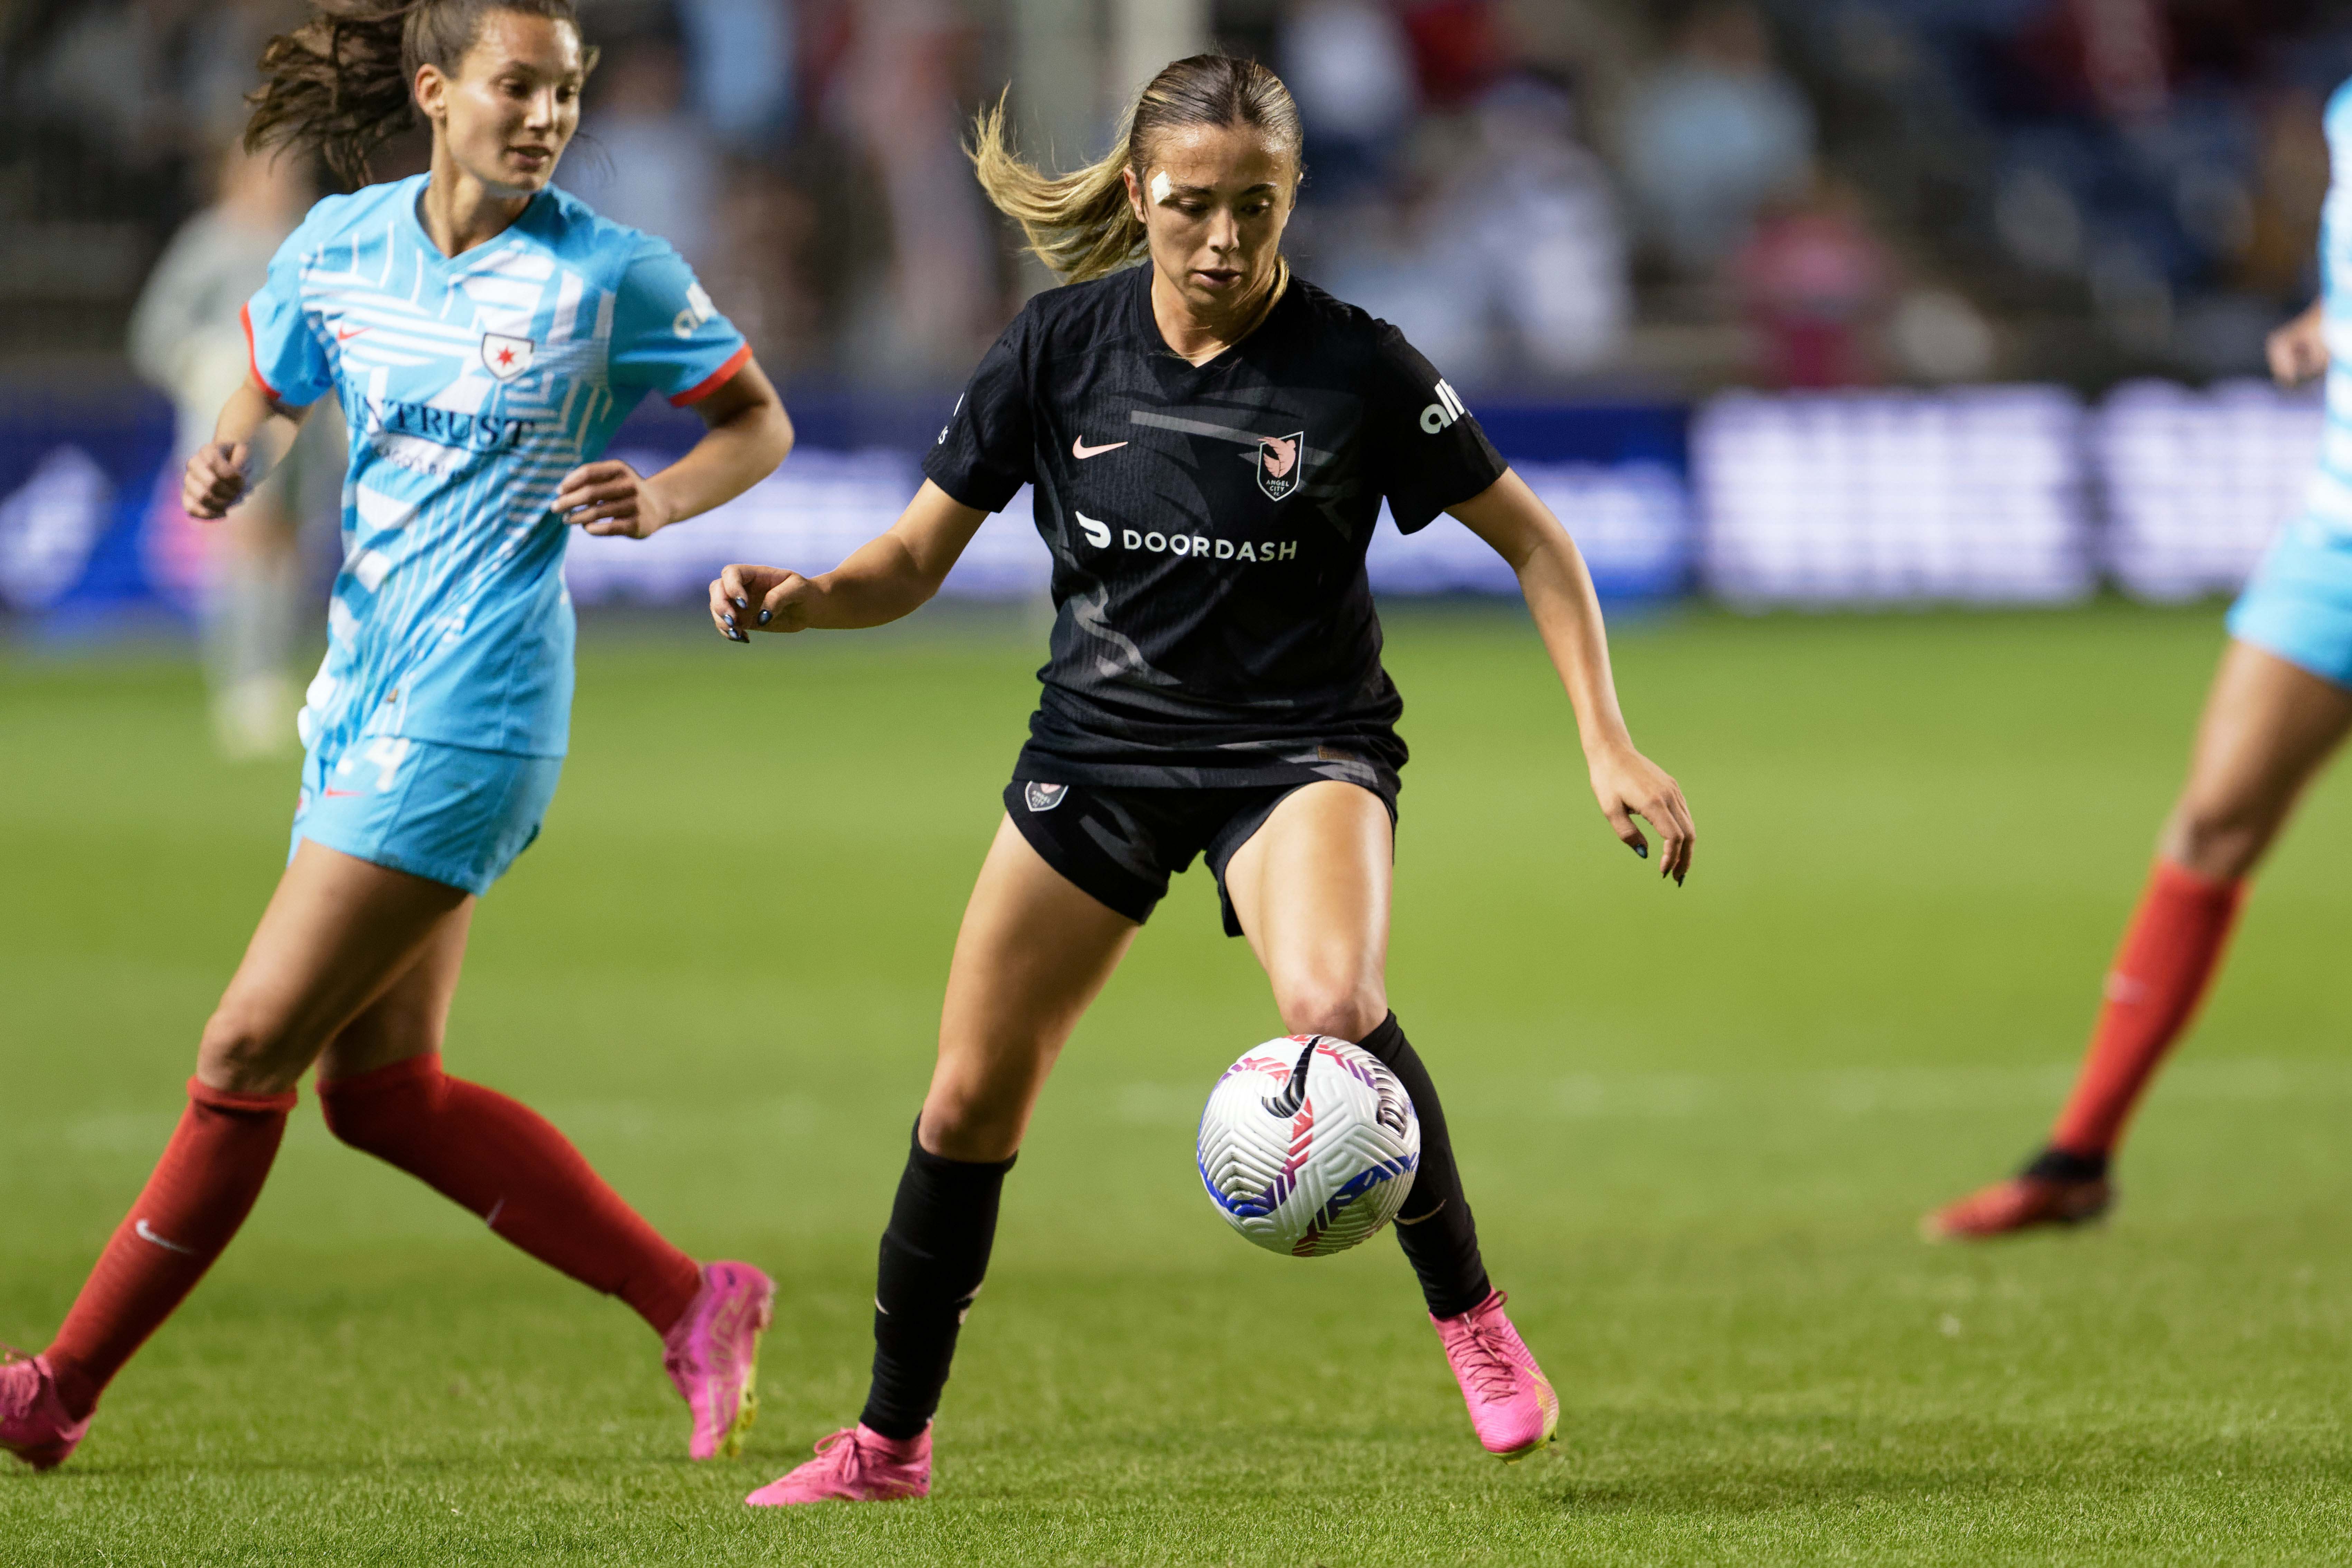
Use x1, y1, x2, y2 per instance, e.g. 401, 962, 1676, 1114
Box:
668, 343, 753, 407
241, 303, 284, 403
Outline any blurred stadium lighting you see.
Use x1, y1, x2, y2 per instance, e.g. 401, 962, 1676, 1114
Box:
1012, 0, 1106, 169
1113, 0, 1211, 104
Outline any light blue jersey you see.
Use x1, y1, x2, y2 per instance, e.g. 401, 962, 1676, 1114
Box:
2228, 79, 2352, 688
245, 174, 749, 759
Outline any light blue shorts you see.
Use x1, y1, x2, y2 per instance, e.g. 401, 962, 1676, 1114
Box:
2226, 518, 2352, 691
290, 736, 563, 895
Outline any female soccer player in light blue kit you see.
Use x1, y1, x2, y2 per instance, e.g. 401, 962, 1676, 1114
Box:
3, 0, 792, 1472
1929, 79, 2352, 1238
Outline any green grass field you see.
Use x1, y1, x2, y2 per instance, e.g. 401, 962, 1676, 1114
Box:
6, 601, 2352, 1565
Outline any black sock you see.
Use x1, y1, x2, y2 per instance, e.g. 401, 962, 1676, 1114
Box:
858, 1124, 1015, 1442
1357, 1013, 1492, 1319
2024, 1145, 2109, 1183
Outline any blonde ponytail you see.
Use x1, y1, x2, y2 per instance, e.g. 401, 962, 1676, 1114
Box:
969, 54, 1304, 285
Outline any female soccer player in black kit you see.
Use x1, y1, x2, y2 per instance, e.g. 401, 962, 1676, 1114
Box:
713, 55, 1697, 1506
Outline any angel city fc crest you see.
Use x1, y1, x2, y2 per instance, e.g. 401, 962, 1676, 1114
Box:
1255, 431, 1304, 501
480, 332, 535, 381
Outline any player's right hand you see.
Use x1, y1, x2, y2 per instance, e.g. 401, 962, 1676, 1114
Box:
2267, 303, 2327, 388
709, 562, 821, 642
182, 441, 251, 520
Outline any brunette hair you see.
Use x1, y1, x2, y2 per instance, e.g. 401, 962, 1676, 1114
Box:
244, 0, 595, 188
970, 54, 1304, 284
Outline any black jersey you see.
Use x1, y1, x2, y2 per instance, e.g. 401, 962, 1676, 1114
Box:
923, 264, 1507, 791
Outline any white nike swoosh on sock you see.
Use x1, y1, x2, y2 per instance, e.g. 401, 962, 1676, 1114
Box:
134, 1219, 197, 1255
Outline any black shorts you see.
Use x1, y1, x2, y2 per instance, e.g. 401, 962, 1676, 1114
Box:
1003, 777, 1399, 937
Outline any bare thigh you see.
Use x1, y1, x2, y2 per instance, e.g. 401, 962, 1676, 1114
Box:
196, 839, 473, 1094
1221, 781, 1394, 1043
316, 902, 474, 1084
2159, 640, 2352, 880
919, 816, 1139, 1162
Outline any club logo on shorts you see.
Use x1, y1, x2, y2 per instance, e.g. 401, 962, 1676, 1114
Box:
1256, 432, 1304, 501
1024, 782, 1068, 813
481, 333, 536, 381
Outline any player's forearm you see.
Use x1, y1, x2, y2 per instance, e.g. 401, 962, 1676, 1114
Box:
211, 385, 305, 461
799, 482, 989, 629
805, 533, 947, 629
642, 402, 794, 532
1515, 534, 1637, 761
1450, 470, 1638, 758
210, 379, 307, 478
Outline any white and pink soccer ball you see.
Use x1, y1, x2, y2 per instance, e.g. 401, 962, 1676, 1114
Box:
1196, 1035, 1420, 1257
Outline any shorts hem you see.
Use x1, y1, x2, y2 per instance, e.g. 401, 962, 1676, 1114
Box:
1001, 794, 1156, 925
2226, 602, 2352, 693
293, 830, 493, 897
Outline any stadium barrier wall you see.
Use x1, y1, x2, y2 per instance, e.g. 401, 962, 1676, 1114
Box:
0, 383, 2321, 627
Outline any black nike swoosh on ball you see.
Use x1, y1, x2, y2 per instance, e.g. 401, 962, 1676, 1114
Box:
1260, 1037, 1318, 1118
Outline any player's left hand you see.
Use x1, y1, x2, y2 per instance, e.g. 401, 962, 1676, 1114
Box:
1588, 742, 1694, 885
556, 460, 673, 538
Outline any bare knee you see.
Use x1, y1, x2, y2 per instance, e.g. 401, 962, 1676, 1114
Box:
1273, 975, 1388, 1045
2161, 794, 2280, 882
196, 1003, 313, 1095
919, 1038, 1056, 1164
917, 1084, 1027, 1164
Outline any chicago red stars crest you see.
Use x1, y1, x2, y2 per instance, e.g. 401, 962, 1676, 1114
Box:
480, 333, 535, 381
1256, 431, 1304, 501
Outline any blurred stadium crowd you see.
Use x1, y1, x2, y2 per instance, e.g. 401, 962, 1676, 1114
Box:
2, 0, 2346, 754
4, 0, 2348, 395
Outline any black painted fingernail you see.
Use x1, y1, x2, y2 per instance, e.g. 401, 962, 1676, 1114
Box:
734, 596, 747, 609
758, 609, 770, 624
1633, 843, 1648, 859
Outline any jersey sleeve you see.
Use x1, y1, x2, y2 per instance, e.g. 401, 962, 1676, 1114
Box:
1367, 323, 1507, 534
921, 308, 1036, 512
608, 235, 752, 406
241, 224, 333, 407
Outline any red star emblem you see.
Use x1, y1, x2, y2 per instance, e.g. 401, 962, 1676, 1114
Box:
495, 346, 516, 367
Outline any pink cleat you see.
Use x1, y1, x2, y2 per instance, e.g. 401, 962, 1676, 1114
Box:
1, 1349, 90, 1473
1432, 1290, 1559, 1461
744, 1424, 931, 1506
662, 1261, 775, 1461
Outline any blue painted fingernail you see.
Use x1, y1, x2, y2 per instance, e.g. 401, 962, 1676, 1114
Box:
758, 610, 770, 624
1633, 843, 1648, 859
734, 596, 747, 609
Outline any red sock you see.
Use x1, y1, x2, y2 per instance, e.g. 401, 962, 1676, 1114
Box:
317, 1053, 701, 1335
2048, 859, 2246, 1159
45, 1079, 297, 1419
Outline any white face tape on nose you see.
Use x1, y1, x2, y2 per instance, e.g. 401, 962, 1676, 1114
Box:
1150, 171, 1172, 205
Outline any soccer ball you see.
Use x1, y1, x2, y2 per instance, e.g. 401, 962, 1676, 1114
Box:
1196, 1035, 1420, 1257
